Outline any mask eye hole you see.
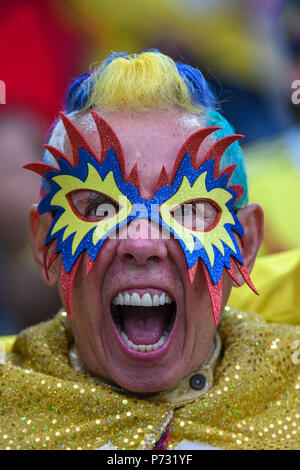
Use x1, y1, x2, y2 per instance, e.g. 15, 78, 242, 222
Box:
68, 190, 121, 222
170, 199, 220, 232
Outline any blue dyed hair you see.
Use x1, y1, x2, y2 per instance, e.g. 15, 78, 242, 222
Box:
205, 110, 248, 207
175, 62, 217, 110
65, 70, 94, 113
47, 50, 248, 207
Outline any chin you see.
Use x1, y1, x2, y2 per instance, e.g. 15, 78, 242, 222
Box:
109, 364, 184, 395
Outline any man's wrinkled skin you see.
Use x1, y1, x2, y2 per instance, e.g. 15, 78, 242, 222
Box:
30, 109, 264, 394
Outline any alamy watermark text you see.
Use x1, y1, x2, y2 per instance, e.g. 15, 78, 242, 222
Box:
291, 80, 300, 105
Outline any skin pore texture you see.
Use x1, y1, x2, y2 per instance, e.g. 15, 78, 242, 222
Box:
30, 108, 264, 394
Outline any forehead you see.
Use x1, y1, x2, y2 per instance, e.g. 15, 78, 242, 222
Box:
63, 109, 209, 198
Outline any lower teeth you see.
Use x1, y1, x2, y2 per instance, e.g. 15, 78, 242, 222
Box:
119, 328, 169, 352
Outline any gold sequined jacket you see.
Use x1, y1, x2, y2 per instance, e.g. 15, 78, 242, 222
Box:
0, 308, 299, 450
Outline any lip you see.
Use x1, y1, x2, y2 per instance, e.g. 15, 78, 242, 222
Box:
107, 284, 179, 361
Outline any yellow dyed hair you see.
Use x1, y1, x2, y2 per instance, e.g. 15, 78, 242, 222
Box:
48, 50, 248, 208
84, 52, 204, 114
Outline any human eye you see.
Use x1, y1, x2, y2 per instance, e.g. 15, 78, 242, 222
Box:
170, 200, 220, 231
68, 190, 120, 221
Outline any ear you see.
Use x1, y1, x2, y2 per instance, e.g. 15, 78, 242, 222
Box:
29, 204, 59, 286
233, 203, 264, 286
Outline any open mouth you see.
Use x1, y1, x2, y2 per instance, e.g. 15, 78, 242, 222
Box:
111, 291, 176, 353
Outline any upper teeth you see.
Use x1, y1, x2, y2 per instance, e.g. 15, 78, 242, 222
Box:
112, 291, 173, 307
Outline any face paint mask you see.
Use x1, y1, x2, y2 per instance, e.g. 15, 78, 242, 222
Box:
25, 111, 257, 324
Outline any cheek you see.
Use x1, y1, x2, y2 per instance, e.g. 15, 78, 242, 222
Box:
66, 261, 99, 326
63, 239, 119, 323
179, 253, 233, 324
66, 257, 107, 365
167, 239, 211, 321
185, 264, 211, 309
167, 238, 189, 275
221, 271, 234, 305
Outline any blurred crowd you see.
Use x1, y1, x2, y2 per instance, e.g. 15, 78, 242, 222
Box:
0, 0, 299, 333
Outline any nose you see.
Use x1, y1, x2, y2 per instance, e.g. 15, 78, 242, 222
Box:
117, 219, 168, 266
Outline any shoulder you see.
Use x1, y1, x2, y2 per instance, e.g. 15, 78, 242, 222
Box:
219, 307, 300, 377
229, 249, 300, 325
0, 336, 16, 354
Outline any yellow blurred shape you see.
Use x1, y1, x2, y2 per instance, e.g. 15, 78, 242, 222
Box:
229, 249, 300, 325
0, 336, 16, 354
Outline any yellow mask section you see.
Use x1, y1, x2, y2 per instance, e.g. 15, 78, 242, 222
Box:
50, 163, 132, 255
160, 172, 236, 267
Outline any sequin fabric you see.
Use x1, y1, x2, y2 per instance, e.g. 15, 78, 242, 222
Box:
0, 308, 299, 450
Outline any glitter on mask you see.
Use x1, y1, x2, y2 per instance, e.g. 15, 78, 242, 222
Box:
24, 112, 257, 325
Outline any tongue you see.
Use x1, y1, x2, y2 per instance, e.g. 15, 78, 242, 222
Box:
121, 305, 172, 345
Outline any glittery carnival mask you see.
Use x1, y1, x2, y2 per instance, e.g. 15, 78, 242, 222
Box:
25, 111, 257, 324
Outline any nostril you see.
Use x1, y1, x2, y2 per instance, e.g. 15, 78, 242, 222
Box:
121, 253, 162, 265
124, 253, 135, 261
148, 255, 160, 263
117, 237, 168, 265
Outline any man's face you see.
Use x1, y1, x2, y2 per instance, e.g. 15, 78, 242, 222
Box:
31, 108, 264, 394
50, 109, 235, 394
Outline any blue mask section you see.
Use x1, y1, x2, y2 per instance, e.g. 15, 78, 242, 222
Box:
39, 148, 244, 283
